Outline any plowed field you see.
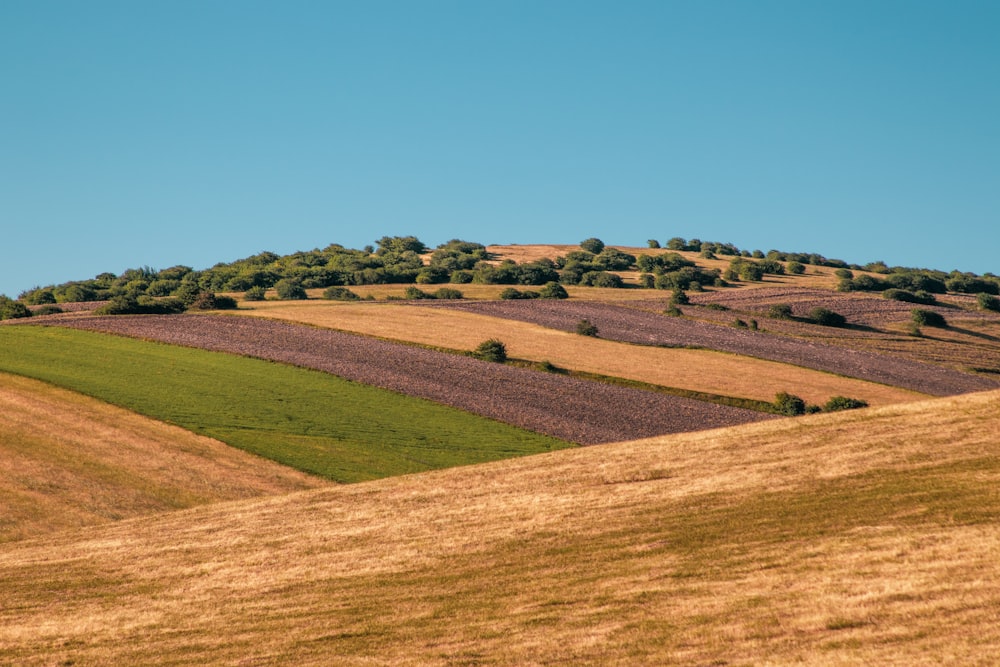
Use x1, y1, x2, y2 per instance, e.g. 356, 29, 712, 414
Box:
45, 316, 775, 444
426, 300, 998, 396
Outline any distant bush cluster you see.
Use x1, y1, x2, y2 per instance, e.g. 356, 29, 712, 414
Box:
773, 392, 869, 416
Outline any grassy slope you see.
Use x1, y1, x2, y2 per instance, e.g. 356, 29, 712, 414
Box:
0, 372, 325, 542
2, 389, 999, 665
233, 301, 925, 407
0, 326, 569, 483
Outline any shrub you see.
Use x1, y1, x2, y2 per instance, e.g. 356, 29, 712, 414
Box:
403, 286, 432, 300
33, 304, 63, 316
977, 292, 1000, 312
474, 339, 507, 363
189, 292, 237, 310
580, 237, 605, 254
274, 279, 307, 300
0, 296, 32, 320
768, 303, 794, 320
243, 286, 267, 301
824, 396, 869, 412
500, 287, 539, 300
774, 391, 806, 416
883, 288, 936, 305
834, 268, 854, 279
663, 305, 682, 317
670, 288, 690, 305
576, 319, 599, 336
538, 281, 568, 299
809, 307, 847, 327
786, 261, 805, 275
639, 273, 655, 289
911, 308, 947, 328
450, 270, 474, 284
323, 286, 361, 301
94, 295, 185, 315
703, 303, 729, 311
433, 287, 464, 300
732, 318, 748, 329
647, 239, 660, 248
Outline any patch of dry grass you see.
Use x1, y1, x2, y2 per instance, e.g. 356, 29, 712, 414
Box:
233, 301, 925, 407
0, 372, 325, 542
2, 390, 999, 664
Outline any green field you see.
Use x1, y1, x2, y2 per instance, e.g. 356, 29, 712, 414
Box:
0, 326, 570, 482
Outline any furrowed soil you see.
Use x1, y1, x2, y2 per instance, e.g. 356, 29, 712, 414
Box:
430, 299, 998, 396
42, 316, 775, 443
234, 300, 925, 407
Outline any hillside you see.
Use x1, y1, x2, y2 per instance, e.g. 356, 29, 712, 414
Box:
0, 372, 324, 543
2, 389, 999, 665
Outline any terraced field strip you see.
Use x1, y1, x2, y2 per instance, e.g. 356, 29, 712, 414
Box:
236, 301, 925, 407
0, 326, 569, 482
432, 299, 999, 396
30, 316, 775, 443
0, 372, 324, 542
3, 390, 1000, 665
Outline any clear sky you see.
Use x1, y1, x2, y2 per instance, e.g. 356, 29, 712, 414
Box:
2, 0, 998, 298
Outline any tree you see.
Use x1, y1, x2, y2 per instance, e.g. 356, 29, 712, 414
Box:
575, 319, 599, 336
538, 281, 568, 299
911, 308, 947, 328
773, 392, 806, 416
474, 339, 507, 363
809, 307, 847, 327
375, 235, 426, 255
274, 279, 307, 300
647, 239, 660, 248
580, 237, 605, 254
0, 296, 32, 320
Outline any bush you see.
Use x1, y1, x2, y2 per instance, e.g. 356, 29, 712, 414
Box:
663, 305, 682, 317
670, 288, 690, 305
433, 287, 464, 300
911, 308, 947, 328
774, 391, 806, 416
474, 339, 507, 363
883, 288, 936, 305
538, 281, 568, 299
703, 303, 729, 311
977, 292, 1000, 312
94, 295, 186, 315
403, 286, 433, 300
500, 287, 539, 300
809, 307, 847, 327
33, 304, 63, 316
576, 319, 599, 336
768, 303, 793, 320
323, 286, 361, 301
647, 239, 660, 248
189, 292, 237, 310
274, 279, 307, 300
0, 296, 32, 320
824, 396, 869, 412
786, 261, 805, 275
580, 237, 605, 254
834, 268, 854, 279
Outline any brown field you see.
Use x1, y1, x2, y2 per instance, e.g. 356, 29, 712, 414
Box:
235, 300, 925, 407
3, 389, 1000, 665
0, 372, 324, 543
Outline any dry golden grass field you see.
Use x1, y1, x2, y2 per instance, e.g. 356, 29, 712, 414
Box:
233, 301, 925, 408
2, 389, 1000, 665
0, 372, 325, 542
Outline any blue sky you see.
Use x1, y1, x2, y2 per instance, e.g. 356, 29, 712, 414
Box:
2, 0, 998, 297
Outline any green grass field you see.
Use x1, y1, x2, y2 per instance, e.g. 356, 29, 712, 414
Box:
0, 326, 569, 482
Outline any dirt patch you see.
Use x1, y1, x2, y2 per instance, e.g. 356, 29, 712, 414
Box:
42, 315, 775, 445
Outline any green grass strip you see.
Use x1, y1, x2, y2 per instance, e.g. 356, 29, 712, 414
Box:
0, 326, 570, 483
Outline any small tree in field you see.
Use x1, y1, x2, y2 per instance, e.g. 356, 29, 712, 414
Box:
580, 237, 605, 254
274, 279, 307, 300
475, 339, 507, 363
575, 319, 599, 337
773, 391, 806, 416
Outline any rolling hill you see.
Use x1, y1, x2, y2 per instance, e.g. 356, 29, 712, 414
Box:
2, 389, 999, 664
3, 239, 1000, 664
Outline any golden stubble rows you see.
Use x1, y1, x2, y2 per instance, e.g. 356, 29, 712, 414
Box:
2, 390, 999, 664
234, 301, 926, 407
0, 372, 325, 542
